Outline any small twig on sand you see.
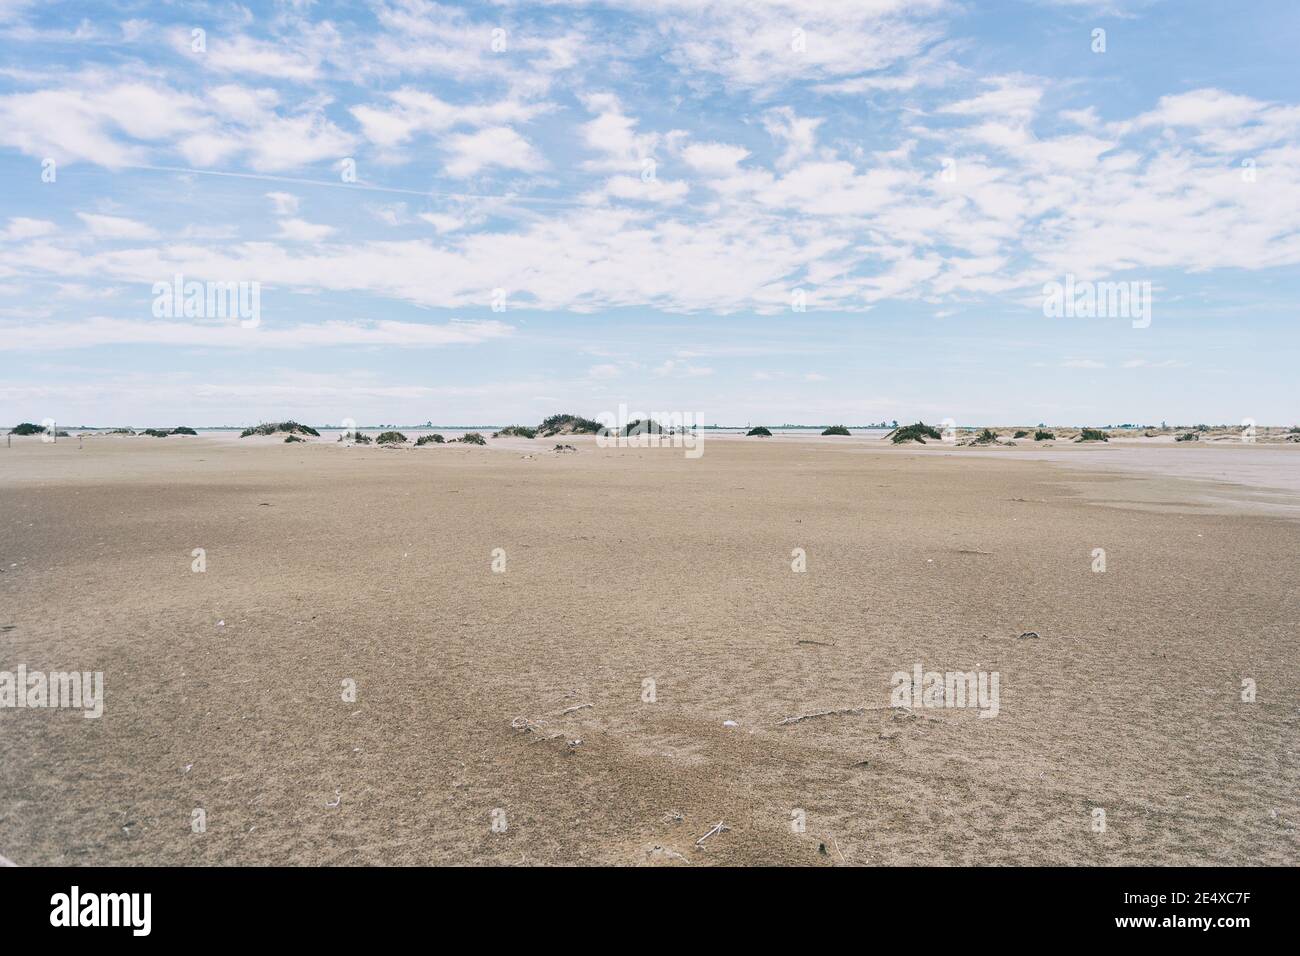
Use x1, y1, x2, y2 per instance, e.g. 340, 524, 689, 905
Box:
776, 704, 896, 726
510, 716, 562, 742
795, 639, 837, 647
956, 549, 994, 555
826, 833, 847, 864
558, 703, 593, 716
695, 820, 730, 847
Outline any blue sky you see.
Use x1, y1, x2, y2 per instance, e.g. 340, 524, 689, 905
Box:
1, 0, 1297, 426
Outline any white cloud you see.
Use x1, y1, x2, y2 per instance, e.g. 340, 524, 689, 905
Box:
0, 217, 56, 241
77, 213, 158, 240
266, 192, 300, 216
443, 126, 544, 177
351, 90, 548, 150
763, 107, 823, 169
681, 142, 750, 175
0, 317, 513, 351
939, 77, 1043, 122
653, 359, 713, 377
275, 219, 337, 242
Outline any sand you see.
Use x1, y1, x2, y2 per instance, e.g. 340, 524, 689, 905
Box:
0, 433, 1296, 865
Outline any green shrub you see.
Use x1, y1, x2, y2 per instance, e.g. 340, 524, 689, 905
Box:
822, 425, 850, 436
240, 421, 320, 438
171, 426, 197, 435
554, 443, 577, 453
1175, 432, 1199, 442
457, 432, 487, 445
9, 422, 44, 435
415, 433, 445, 445
889, 423, 943, 444
1013, 430, 1029, 439
351, 432, 372, 444
1077, 428, 1109, 442
1034, 430, 1055, 441
621, 419, 664, 436
284, 434, 305, 443
376, 431, 407, 445
971, 428, 999, 444
537, 413, 604, 437
747, 426, 773, 437
108, 428, 134, 435
493, 425, 537, 438
142, 428, 170, 438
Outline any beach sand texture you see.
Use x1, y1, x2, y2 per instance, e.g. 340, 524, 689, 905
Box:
1, 435, 1297, 865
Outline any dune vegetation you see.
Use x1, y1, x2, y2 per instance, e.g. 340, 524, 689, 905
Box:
888, 423, 943, 444
821, 425, 851, 436
537, 414, 603, 437
240, 421, 320, 438
747, 426, 773, 436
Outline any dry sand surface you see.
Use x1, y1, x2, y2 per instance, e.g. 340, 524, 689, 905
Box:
1, 434, 1297, 865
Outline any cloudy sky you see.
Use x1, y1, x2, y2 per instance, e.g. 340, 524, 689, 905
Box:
2, 0, 1298, 426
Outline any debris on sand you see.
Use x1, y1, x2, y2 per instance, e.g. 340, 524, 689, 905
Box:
777, 706, 868, 725
795, 638, 837, 647
776, 704, 905, 726
558, 703, 592, 716
510, 715, 558, 740
511, 715, 581, 753
1018, 631, 1040, 640
695, 820, 730, 847
553, 443, 577, 453
643, 844, 690, 865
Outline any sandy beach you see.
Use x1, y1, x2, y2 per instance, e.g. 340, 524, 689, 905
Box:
0, 433, 1296, 866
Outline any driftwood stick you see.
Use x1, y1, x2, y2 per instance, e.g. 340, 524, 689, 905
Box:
695, 820, 730, 847
775, 704, 898, 726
